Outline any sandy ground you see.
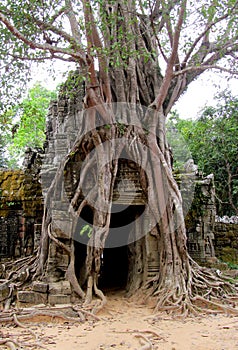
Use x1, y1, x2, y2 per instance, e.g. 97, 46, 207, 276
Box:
1, 291, 238, 350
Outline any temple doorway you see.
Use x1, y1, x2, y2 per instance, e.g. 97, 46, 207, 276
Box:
74, 204, 145, 291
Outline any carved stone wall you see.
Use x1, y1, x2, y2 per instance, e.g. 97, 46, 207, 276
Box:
181, 174, 217, 264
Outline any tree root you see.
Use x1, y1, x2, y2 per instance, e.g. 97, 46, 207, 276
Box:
0, 312, 48, 350
113, 328, 164, 349
0, 339, 19, 350
144, 258, 238, 317
83, 273, 107, 314
13, 313, 38, 341
0, 302, 104, 349
135, 333, 152, 350
0, 309, 83, 324
0, 253, 39, 310
72, 305, 101, 321
0, 302, 104, 324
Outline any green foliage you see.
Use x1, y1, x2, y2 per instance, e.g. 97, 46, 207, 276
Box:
0, 106, 15, 167
0, 134, 8, 168
80, 224, 93, 238
170, 90, 238, 216
166, 111, 193, 172
226, 262, 238, 270
117, 122, 126, 136
0, 83, 56, 167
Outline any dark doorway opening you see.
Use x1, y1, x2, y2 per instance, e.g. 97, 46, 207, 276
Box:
99, 204, 145, 291
74, 204, 145, 291
99, 245, 128, 290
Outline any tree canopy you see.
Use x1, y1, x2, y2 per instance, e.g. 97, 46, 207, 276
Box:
0, 0, 238, 113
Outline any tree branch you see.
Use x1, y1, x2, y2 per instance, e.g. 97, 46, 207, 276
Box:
0, 11, 86, 64
65, 0, 84, 48
8, 52, 76, 62
30, 16, 78, 46
183, 2, 238, 66
50, 6, 68, 24
154, 0, 187, 110
173, 64, 238, 76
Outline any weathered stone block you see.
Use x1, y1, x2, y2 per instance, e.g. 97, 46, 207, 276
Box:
48, 281, 71, 295
57, 254, 70, 269
48, 294, 71, 305
32, 281, 48, 293
17, 291, 47, 304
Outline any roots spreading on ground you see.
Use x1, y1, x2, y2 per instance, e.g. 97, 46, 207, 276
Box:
1, 244, 238, 321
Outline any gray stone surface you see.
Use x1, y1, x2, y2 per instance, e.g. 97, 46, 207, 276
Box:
17, 291, 47, 304
48, 281, 71, 295
48, 294, 71, 305
32, 281, 48, 293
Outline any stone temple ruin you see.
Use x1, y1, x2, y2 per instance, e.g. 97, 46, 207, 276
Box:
0, 150, 43, 259
0, 74, 237, 304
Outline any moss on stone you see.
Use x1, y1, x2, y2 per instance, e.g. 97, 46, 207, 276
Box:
220, 247, 238, 265
0, 169, 43, 218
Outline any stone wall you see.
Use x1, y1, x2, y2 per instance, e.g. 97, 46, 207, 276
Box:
182, 174, 216, 264
0, 149, 43, 259
214, 221, 238, 264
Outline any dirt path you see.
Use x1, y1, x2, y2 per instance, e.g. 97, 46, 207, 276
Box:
1, 291, 238, 349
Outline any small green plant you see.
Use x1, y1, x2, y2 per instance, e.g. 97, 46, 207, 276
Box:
226, 262, 238, 270
80, 224, 93, 238
6, 201, 16, 207
117, 122, 126, 136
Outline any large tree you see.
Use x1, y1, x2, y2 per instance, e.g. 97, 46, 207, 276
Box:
1, 0, 238, 315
